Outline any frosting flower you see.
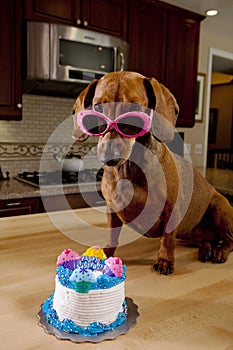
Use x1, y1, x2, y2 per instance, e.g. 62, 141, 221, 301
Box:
57, 249, 81, 266
70, 266, 96, 293
70, 266, 96, 283
82, 245, 107, 260
104, 257, 124, 278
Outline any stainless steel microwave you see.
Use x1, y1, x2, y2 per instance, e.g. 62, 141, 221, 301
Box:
26, 22, 129, 84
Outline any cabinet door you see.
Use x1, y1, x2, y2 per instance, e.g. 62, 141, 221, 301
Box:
129, 0, 167, 83
0, 197, 41, 217
0, 0, 22, 120
82, 0, 128, 40
165, 13, 201, 127
24, 0, 128, 40
24, 0, 75, 23
42, 192, 105, 212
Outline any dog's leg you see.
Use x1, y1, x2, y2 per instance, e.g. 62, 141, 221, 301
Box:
207, 193, 233, 263
104, 206, 123, 257
153, 230, 177, 275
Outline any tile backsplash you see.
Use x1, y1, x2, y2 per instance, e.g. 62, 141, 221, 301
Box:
0, 94, 99, 176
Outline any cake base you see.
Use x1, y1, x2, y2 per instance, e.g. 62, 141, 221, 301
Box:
38, 297, 139, 343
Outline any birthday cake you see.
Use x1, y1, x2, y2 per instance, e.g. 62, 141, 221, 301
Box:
42, 246, 127, 336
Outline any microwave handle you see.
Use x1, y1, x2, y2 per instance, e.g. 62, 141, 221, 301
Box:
119, 51, 125, 71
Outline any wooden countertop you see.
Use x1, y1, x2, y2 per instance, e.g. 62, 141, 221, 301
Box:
1, 208, 233, 349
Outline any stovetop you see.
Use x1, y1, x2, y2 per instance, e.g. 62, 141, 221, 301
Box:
14, 169, 104, 188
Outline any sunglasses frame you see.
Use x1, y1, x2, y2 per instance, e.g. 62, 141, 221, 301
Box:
77, 109, 153, 138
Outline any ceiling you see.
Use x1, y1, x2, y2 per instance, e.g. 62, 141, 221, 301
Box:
159, 0, 233, 18
213, 57, 233, 75
160, 0, 233, 75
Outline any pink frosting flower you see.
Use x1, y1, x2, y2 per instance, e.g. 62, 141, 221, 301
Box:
105, 257, 124, 278
56, 249, 81, 266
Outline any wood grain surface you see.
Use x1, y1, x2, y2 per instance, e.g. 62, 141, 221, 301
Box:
1, 208, 233, 350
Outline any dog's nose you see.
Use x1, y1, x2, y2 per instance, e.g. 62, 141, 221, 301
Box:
100, 151, 121, 166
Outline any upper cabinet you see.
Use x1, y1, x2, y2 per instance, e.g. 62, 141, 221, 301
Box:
1, 0, 204, 126
81, 0, 128, 40
24, 0, 75, 23
23, 0, 128, 40
129, 0, 205, 127
129, 1, 167, 83
0, 0, 22, 120
165, 12, 202, 127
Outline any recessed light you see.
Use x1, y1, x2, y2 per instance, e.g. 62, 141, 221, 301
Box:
205, 9, 218, 16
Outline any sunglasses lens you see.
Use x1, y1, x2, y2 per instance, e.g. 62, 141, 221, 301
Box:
82, 115, 107, 134
117, 116, 145, 136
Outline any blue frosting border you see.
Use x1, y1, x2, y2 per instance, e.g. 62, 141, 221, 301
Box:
42, 294, 127, 336
57, 263, 126, 291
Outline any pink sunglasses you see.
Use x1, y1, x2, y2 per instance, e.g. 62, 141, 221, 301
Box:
77, 108, 153, 138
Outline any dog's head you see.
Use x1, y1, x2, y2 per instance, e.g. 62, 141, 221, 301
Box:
72, 71, 179, 166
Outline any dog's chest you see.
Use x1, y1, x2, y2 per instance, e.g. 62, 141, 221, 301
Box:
101, 165, 167, 221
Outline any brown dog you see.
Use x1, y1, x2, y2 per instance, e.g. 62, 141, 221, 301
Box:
72, 71, 233, 274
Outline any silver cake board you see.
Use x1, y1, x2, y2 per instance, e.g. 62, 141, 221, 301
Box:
38, 297, 139, 343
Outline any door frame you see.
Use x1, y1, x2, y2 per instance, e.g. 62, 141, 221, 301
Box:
203, 48, 233, 167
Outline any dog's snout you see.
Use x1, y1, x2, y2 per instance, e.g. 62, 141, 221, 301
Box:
100, 151, 121, 166
98, 128, 136, 167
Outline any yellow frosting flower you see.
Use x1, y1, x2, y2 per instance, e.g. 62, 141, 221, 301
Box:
82, 245, 107, 260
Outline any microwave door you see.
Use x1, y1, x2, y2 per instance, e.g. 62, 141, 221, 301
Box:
58, 39, 115, 81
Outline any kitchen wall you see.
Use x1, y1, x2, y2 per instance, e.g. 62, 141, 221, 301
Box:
0, 94, 98, 176
1, 6, 233, 173
178, 10, 233, 167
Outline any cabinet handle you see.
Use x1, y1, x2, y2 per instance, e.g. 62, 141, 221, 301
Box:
76, 18, 81, 25
95, 200, 105, 205
83, 20, 88, 27
17, 103, 22, 109
6, 202, 21, 207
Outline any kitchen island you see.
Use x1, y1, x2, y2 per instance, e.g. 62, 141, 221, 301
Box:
1, 207, 233, 350
1, 167, 232, 200
0, 177, 103, 216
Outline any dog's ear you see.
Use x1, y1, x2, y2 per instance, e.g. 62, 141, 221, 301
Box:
143, 77, 179, 142
72, 79, 98, 141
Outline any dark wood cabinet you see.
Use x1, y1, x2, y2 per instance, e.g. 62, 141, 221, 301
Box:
24, 0, 74, 23
0, 191, 105, 217
42, 191, 105, 212
1, 0, 203, 125
165, 12, 201, 127
129, 0, 204, 127
0, 197, 41, 217
0, 0, 22, 120
23, 0, 128, 39
81, 0, 128, 40
129, 0, 167, 83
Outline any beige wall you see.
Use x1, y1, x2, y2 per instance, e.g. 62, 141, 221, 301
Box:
177, 15, 233, 167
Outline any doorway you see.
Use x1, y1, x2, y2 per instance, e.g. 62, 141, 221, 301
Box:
203, 48, 233, 168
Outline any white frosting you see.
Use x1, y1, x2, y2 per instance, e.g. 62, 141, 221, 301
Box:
53, 276, 125, 327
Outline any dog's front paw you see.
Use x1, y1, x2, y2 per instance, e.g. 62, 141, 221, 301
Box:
153, 259, 174, 275
198, 242, 212, 262
198, 242, 229, 263
211, 246, 228, 264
